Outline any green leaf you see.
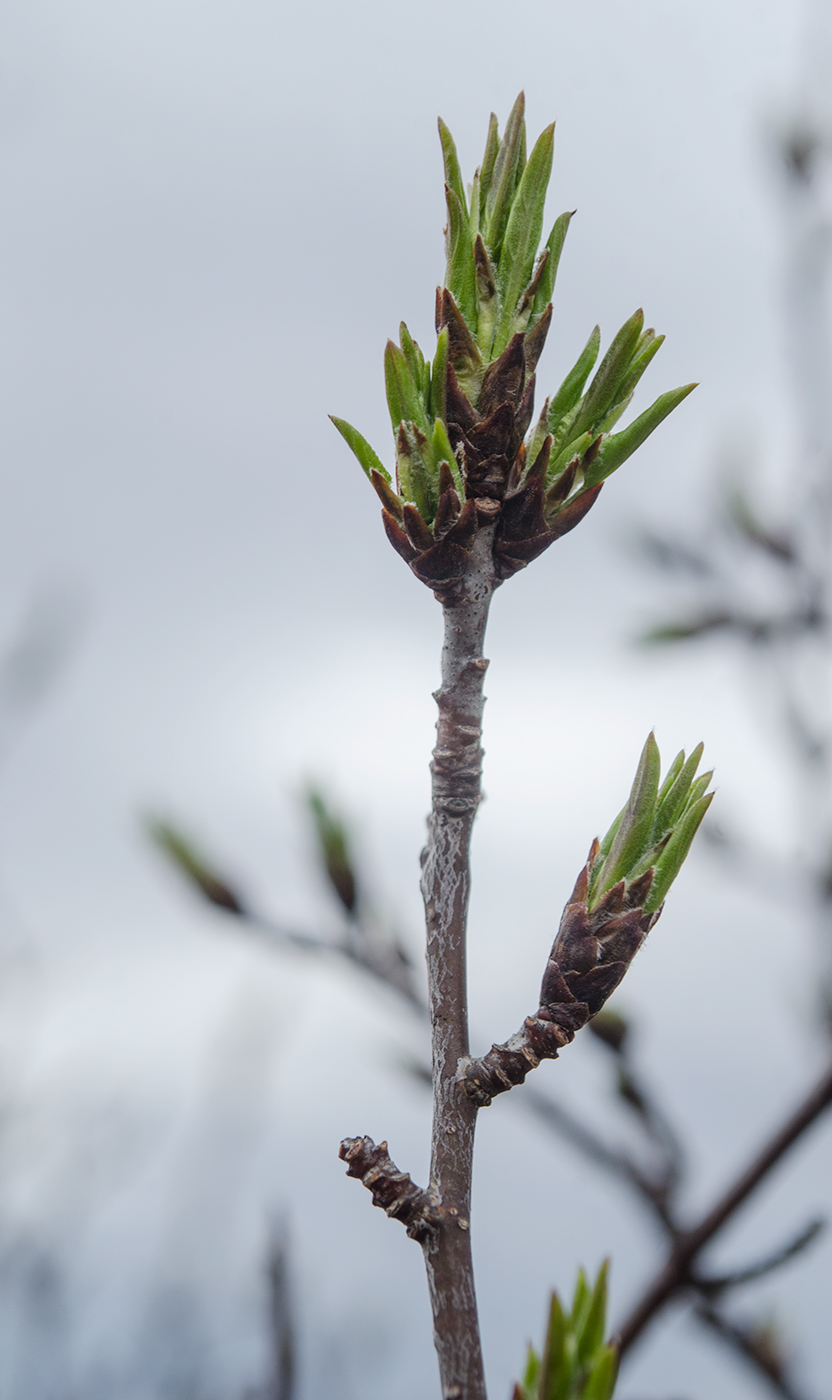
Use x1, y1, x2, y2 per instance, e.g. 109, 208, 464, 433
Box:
399, 322, 428, 401
429, 327, 449, 422
644, 791, 714, 911
533, 210, 572, 318
478, 112, 500, 216
655, 749, 685, 806
485, 91, 526, 260
469, 170, 481, 241
547, 328, 601, 436
570, 1269, 591, 1329
593, 393, 633, 436
571, 309, 644, 437
329, 415, 390, 483
438, 116, 468, 217
539, 1293, 567, 1400
585, 383, 697, 486
615, 329, 665, 401
431, 417, 463, 495
577, 1261, 608, 1366
384, 340, 430, 436
547, 430, 595, 483
492, 122, 555, 355
596, 733, 662, 894
395, 422, 437, 521
653, 742, 703, 837
445, 186, 477, 327
474, 235, 499, 357
597, 804, 626, 862
583, 1348, 619, 1400
686, 771, 714, 807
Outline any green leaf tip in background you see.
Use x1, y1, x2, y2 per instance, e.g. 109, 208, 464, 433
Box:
329, 94, 696, 586
146, 818, 245, 915
588, 734, 714, 912
513, 1263, 619, 1400
305, 786, 358, 916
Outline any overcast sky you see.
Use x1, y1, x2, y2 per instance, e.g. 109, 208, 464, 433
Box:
0, 2, 830, 1397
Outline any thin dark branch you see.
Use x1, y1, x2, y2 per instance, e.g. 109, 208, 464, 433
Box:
694, 1218, 826, 1297
521, 1084, 675, 1225
695, 1303, 811, 1400
615, 1058, 832, 1356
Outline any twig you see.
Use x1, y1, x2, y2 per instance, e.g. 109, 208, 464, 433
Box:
694, 1303, 809, 1400
615, 1058, 832, 1356
695, 1217, 826, 1297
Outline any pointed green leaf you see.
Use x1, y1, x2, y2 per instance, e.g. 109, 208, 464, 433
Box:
570, 1269, 591, 1329
583, 1347, 619, 1400
584, 384, 696, 486
525, 400, 550, 471
547, 328, 601, 436
656, 749, 686, 807
384, 341, 430, 436
572, 310, 644, 437
596, 733, 662, 894
329, 415, 390, 483
577, 1261, 608, 1365
396, 422, 437, 521
594, 392, 633, 436
686, 770, 713, 808
522, 1345, 540, 1400
548, 429, 594, 483
399, 321, 428, 400
492, 122, 555, 355
478, 112, 500, 215
485, 92, 526, 260
539, 1293, 567, 1400
653, 742, 703, 837
474, 235, 499, 356
429, 327, 449, 422
533, 210, 572, 318
445, 186, 477, 327
644, 791, 714, 911
431, 417, 463, 496
597, 804, 627, 863
438, 116, 468, 217
616, 330, 665, 401
469, 170, 481, 241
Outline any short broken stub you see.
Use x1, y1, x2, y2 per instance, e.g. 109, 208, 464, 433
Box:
339, 1135, 438, 1244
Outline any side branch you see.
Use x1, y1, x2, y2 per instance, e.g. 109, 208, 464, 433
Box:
339, 1136, 438, 1244
460, 857, 657, 1107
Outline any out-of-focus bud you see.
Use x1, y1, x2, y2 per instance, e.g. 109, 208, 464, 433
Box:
147, 819, 245, 915
587, 1008, 630, 1055
306, 788, 358, 916
513, 1263, 619, 1400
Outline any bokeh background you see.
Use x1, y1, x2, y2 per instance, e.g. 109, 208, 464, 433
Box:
0, 0, 830, 1396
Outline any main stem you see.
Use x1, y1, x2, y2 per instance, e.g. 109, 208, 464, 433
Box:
420, 528, 496, 1400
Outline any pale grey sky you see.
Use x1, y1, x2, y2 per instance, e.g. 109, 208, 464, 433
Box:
0, 2, 829, 1397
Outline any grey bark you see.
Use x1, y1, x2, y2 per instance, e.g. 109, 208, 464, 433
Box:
419, 526, 497, 1400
